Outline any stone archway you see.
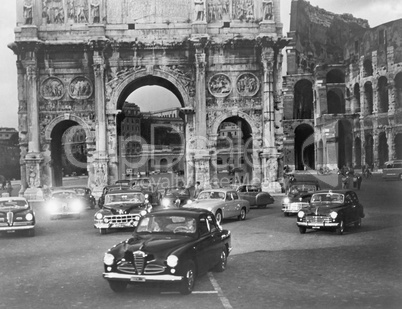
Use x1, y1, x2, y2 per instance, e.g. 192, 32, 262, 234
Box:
44, 115, 93, 187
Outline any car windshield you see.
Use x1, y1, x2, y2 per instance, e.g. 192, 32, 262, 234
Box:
198, 191, 225, 200
136, 215, 196, 234
289, 184, 317, 194
311, 193, 344, 203
105, 192, 145, 204
52, 192, 76, 199
0, 199, 28, 209
73, 188, 86, 195
165, 188, 189, 196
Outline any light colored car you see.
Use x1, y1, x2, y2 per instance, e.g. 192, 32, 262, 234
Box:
184, 188, 250, 224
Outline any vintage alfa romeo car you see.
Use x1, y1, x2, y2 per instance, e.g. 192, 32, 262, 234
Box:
0, 197, 35, 237
296, 190, 365, 235
45, 189, 86, 219
94, 189, 152, 234
232, 184, 274, 208
102, 208, 231, 294
282, 181, 320, 216
184, 188, 250, 224
160, 187, 191, 208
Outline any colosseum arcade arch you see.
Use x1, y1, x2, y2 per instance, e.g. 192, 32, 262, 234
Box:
336, 120, 353, 169
294, 124, 315, 170
293, 80, 313, 119
113, 75, 186, 180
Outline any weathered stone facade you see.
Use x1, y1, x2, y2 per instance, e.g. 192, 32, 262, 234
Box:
283, 0, 402, 173
10, 0, 288, 199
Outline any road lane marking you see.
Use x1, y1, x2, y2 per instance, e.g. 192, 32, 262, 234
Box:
208, 272, 233, 309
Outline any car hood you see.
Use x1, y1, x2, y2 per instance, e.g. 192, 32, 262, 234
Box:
103, 202, 145, 213
112, 234, 193, 259
302, 203, 343, 215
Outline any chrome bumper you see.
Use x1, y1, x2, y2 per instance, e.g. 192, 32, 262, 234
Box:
0, 225, 34, 231
94, 222, 136, 229
103, 272, 183, 282
297, 221, 338, 227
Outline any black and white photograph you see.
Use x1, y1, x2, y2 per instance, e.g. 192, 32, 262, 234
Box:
0, 1, 401, 308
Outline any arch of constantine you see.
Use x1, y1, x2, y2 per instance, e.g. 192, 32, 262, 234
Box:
10, 0, 287, 199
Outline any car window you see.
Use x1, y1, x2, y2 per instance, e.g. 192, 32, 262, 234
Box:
105, 192, 145, 204
311, 193, 344, 203
137, 215, 196, 234
199, 216, 210, 236
231, 192, 239, 200
207, 215, 218, 232
198, 191, 225, 200
238, 186, 246, 193
0, 200, 29, 209
226, 193, 233, 201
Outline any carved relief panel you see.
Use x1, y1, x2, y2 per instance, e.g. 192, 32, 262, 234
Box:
69, 76, 93, 99
236, 73, 260, 97
208, 73, 232, 97
42, 0, 65, 24
41, 77, 65, 100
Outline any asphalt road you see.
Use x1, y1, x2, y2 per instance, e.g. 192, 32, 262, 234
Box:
0, 174, 401, 309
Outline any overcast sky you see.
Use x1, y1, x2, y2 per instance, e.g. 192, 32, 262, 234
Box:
0, 0, 401, 128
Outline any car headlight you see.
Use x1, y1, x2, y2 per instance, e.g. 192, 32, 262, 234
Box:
283, 197, 290, 204
167, 255, 178, 268
95, 212, 103, 220
104, 253, 114, 266
297, 211, 305, 218
161, 198, 170, 207
186, 200, 193, 205
330, 211, 338, 219
25, 213, 34, 221
144, 194, 149, 199
140, 210, 148, 216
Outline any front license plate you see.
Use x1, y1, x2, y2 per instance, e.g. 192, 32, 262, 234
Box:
130, 276, 145, 282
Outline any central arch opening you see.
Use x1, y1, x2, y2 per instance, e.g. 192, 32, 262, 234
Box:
116, 76, 184, 180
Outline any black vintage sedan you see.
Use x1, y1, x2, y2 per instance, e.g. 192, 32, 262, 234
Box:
282, 181, 320, 216
296, 190, 365, 235
233, 184, 275, 208
102, 208, 232, 294
160, 187, 191, 208
0, 197, 35, 237
45, 189, 86, 219
94, 189, 152, 234
60, 186, 96, 209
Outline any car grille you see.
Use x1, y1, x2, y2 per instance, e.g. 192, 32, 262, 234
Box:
287, 202, 306, 211
117, 261, 165, 275
304, 216, 331, 224
104, 214, 139, 224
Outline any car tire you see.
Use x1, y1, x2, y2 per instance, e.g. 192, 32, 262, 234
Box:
180, 261, 196, 295
109, 281, 127, 293
215, 210, 222, 225
354, 217, 362, 228
298, 226, 306, 234
100, 228, 107, 235
336, 220, 345, 235
237, 207, 247, 221
213, 248, 228, 272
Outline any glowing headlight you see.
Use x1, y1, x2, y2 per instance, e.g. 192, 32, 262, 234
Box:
25, 213, 34, 221
140, 210, 148, 216
70, 200, 83, 212
167, 255, 178, 268
297, 211, 305, 218
104, 253, 114, 266
161, 198, 170, 207
186, 200, 193, 205
95, 212, 103, 220
283, 197, 290, 204
144, 194, 149, 199
46, 201, 58, 213
330, 211, 338, 219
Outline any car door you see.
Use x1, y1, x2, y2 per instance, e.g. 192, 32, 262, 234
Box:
229, 191, 243, 218
195, 215, 217, 273
224, 192, 236, 218
343, 193, 355, 225
349, 192, 362, 222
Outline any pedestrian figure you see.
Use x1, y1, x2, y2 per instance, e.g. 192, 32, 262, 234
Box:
194, 181, 203, 198
356, 173, 363, 190
6, 180, 12, 197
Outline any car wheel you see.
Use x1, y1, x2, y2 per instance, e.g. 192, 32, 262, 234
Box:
354, 217, 362, 228
215, 211, 222, 225
180, 261, 196, 295
336, 220, 345, 235
237, 207, 247, 221
213, 248, 228, 272
100, 228, 107, 235
109, 281, 127, 293
298, 226, 306, 234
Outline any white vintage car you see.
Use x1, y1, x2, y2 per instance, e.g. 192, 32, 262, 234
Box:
184, 188, 250, 224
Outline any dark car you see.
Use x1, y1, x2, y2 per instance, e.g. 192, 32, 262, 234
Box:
59, 186, 96, 209
233, 184, 274, 208
160, 187, 191, 208
296, 190, 365, 235
94, 189, 152, 234
102, 208, 232, 294
45, 189, 86, 219
98, 184, 130, 208
0, 197, 35, 237
282, 181, 320, 216
131, 177, 161, 206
